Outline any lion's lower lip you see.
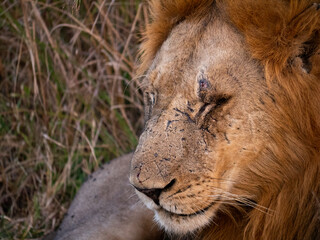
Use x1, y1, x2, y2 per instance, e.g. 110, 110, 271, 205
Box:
161, 201, 216, 217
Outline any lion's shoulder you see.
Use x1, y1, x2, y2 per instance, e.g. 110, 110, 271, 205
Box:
54, 153, 163, 240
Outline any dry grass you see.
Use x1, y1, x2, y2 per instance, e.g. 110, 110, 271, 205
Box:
0, 0, 146, 239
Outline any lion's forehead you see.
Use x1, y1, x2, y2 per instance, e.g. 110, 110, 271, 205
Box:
148, 16, 261, 99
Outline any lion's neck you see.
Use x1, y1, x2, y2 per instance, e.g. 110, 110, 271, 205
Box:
200, 154, 320, 240
244, 159, 320, 239
197, 209, 246, 240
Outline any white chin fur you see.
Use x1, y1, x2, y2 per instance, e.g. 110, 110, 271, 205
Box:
136, 189, 216, 234
154, 208, 215, 235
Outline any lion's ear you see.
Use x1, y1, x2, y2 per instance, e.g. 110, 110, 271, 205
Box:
225, 1, 320, 76
289, 3, 320, 74
299, 31, 320, 74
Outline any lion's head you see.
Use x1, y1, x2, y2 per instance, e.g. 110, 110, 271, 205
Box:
130, 0, 320, 239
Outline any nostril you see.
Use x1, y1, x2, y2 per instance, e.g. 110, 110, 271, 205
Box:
134, 179, 176, 205
165, 179, 176, 189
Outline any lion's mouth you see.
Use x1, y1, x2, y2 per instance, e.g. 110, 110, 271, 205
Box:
153, 197, 223, 234
160, 201, 217, 217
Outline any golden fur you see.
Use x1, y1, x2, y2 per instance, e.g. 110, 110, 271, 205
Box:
130, 0, 320, 239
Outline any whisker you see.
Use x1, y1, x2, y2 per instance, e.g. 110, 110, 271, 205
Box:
179, 186, 273, 215
208, 187, 273, 214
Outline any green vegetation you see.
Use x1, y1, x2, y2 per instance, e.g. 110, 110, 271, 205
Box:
0, 0, 146, 238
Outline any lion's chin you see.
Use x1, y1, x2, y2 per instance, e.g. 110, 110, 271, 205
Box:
136, 190, 219, 234
153, 203, 219, 235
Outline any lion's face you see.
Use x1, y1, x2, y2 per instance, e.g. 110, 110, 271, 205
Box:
130, 15, 273, 234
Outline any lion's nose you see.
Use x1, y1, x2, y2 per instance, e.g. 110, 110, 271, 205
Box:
134, 179, 176, 205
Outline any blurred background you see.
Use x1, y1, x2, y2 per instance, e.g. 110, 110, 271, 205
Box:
0, 0, 146, 238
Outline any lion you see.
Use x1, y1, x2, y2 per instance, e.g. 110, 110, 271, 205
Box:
54, 0, 320, 239
51, 153, 164, 240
